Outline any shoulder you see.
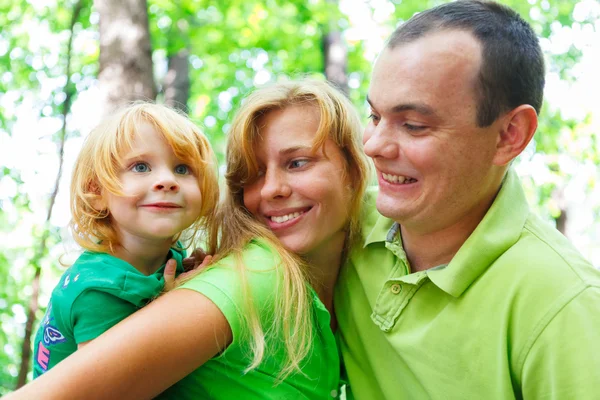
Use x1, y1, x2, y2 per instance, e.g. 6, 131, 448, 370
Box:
177, 239, 285, 340
488, 210, 600, 316
181, 239, 282, 295
52, 252, 128, 299
52, 251, 163, 311
48, 254, 141, 338
504, 212, 599, 287
490, 212, 600, 359
226, 238, 281, 271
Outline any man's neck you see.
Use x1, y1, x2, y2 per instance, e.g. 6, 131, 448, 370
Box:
401, 189, 502, 273
401, 222, 475, 272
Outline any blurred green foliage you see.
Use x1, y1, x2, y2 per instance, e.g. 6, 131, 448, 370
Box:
0, 0, 598, 393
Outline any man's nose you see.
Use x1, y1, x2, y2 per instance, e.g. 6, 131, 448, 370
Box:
363, 122, 399, 160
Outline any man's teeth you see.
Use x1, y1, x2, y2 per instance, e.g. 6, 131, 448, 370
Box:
270, 212, 303, 223
382, 173, 417, 184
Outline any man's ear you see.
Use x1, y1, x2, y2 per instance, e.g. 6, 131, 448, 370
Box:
493, 105, 538, 166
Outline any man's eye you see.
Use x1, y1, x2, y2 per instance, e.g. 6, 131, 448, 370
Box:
174, 164, 190, 175
368, 114, 380, 124
404, 123, 426, 132
289, 159, 308, 169
131, 162, 150, 173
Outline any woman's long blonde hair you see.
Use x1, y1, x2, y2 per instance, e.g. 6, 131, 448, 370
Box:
186, 79, 371, 378
70, 102, 219, 254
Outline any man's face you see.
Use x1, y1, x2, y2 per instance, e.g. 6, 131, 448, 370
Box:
365, 30, 506, 235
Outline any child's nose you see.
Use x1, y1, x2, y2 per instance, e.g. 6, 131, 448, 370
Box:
154, 173, 179, 192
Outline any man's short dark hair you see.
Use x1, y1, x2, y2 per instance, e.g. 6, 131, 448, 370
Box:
387, 0, 545, 127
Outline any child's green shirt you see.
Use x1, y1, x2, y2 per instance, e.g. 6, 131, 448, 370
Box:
32, 248, 184, 377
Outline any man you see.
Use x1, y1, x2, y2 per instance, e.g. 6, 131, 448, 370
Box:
335, 1, 600, 398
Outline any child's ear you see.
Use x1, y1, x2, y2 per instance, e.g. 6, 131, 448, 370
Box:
88, 181, 108, 212
493, 105, 538, 166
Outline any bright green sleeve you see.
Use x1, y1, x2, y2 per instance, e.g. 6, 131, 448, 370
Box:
521, 286, 600, 399
177, 240, 282, 348
70, 290, 138, 343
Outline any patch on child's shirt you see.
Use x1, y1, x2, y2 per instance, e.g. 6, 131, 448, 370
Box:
42, 305, 66, 345
36, 342, 50, 371
43, 325, 66, 345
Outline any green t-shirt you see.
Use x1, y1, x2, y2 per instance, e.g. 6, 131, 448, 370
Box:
32, 248, 185, 377
159, 239, 341, 400
336, 169, 600, 399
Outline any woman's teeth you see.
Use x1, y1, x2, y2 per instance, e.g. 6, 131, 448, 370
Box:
270, 211, 303, 223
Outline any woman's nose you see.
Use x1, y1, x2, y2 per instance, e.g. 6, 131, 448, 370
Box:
260, 169, 291, 199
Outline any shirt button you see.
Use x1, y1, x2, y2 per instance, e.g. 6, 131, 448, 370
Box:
330, 389, 338, 397
391, 283, 401, 294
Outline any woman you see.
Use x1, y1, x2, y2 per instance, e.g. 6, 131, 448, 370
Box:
8, 80, 370, 399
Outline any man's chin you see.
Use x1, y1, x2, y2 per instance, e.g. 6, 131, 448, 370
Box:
376, 195, 409, 222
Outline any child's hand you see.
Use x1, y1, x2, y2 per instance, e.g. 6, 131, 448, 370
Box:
163, 255, 213, 291
182, 247, 211, 271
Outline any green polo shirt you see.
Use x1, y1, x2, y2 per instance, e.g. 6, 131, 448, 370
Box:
159, 239, 341, 399
336, 169, 600, 399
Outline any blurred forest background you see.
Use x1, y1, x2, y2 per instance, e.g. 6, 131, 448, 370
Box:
1, 0, 599, 393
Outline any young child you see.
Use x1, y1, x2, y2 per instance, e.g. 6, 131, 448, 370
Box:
32, 102, 218, 377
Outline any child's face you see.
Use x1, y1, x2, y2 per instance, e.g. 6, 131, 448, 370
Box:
101, 123, 203, 245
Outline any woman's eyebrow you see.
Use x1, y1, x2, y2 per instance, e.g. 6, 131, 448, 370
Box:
279, 145, 312, 156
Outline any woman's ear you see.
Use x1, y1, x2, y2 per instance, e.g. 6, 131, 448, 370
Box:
493, 105, 538, 166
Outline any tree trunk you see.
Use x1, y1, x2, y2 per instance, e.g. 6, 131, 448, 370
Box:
164, 49, 190, 113
16, 0, 83, 388
555, 208, 568, 236
95, 0, 156, 115
323, 30, 348, 95
553, 186, 568, 237
323, 0, 348, 95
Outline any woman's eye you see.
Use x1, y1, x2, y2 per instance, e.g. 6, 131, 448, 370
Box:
131, 162, 150, 173
289, 159, 308, 169
174, 164, 190, 175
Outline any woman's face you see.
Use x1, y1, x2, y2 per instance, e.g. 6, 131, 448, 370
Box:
243, 105, 351, 260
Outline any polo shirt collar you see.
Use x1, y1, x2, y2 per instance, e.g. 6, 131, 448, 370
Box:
427, 169, 530, 297
363, 210, 396, 247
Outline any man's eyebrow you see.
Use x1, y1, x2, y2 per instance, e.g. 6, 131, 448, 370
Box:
391, 103, 437, 116
367, 96, 437, 117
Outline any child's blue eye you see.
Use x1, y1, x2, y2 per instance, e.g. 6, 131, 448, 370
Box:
175, 164, 190, 175
131, 162, 150, 173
